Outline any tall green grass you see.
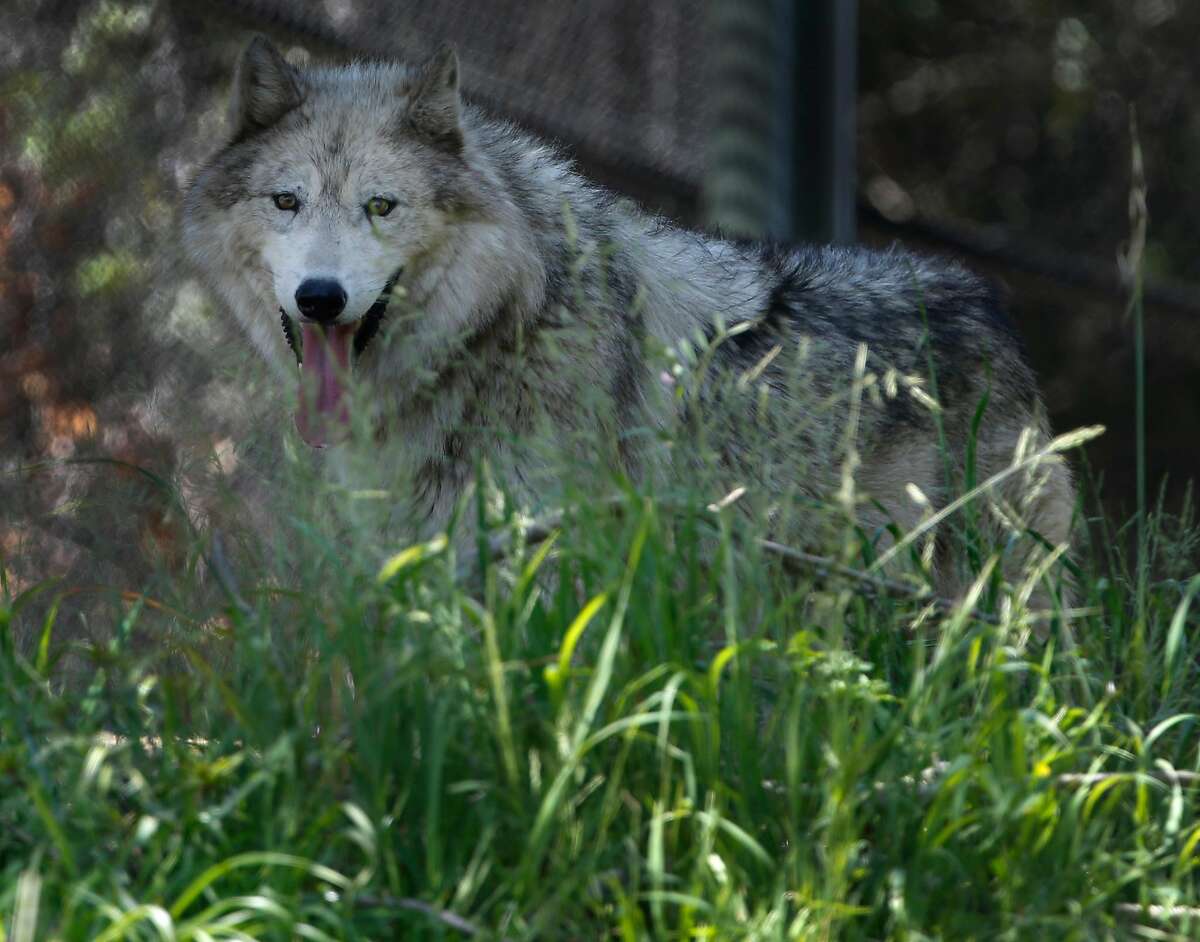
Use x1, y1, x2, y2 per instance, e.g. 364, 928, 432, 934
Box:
2, 410, 1199, 940
2, 161, 1197, 936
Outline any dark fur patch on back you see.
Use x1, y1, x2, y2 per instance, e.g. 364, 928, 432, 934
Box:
706, 246, 809, 367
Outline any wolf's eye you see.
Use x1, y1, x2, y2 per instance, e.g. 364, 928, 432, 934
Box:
365, 196, 395, 218
272, 192, 299, 212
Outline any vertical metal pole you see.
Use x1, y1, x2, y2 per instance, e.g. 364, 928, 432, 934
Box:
791, 0, 857, 244
704, 0, 793, 240
704, 0, 857, 245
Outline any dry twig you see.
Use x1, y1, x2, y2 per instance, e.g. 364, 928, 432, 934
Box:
354, 894, 496, 937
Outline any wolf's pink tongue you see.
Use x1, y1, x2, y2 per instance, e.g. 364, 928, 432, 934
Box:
296, 322, 355, 447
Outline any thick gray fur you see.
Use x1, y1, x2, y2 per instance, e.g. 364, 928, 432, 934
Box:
183, 37, 1075, 595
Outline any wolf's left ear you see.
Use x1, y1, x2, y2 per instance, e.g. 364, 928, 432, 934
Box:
404, 44, 462, 152
231, 35, 303, 137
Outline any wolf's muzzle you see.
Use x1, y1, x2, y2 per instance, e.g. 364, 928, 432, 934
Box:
279, 267, 402, 366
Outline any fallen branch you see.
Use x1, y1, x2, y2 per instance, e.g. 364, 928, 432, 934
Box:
354, 894, 495, 937
460, 501, 1082, 629
875, 763, 1200, 801
1055, 770, 1200, 788
1115, 902, 1200, 923
759, 538, 975, 620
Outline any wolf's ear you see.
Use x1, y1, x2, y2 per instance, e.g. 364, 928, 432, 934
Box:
231, 35, 303, 136
403, 44, 462, 152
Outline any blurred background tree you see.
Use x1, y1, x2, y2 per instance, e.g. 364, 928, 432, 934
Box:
2, 0, 1197, 604
855, 0, 1199, 521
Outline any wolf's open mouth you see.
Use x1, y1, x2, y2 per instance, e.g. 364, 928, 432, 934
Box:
283, 269, 401, 447
279, 271, 400, 366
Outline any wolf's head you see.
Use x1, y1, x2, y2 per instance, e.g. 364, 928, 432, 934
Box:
184, 37, 539, 445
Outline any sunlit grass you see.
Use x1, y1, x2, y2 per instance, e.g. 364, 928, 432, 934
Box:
2, 415, 1199, 941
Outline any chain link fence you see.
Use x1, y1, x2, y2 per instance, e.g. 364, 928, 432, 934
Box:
3, 0, 1199, 616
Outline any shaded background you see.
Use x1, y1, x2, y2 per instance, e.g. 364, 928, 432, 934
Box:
2, 0, 1197, 600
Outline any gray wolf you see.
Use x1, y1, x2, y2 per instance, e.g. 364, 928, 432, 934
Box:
183, 36, 1074, 600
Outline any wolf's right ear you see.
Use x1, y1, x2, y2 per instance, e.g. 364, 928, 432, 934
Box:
231, 35, 303, 136
403, 44, 463, 152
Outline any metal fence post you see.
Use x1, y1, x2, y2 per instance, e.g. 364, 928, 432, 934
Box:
705, 0, 857, 245
704, 0, 794, 240
791, 0, 857, 244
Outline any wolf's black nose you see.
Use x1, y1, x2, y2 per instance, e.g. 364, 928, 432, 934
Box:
295, 279, 347, 323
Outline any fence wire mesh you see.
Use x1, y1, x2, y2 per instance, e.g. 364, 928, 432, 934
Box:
3, 0, 1200, 613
